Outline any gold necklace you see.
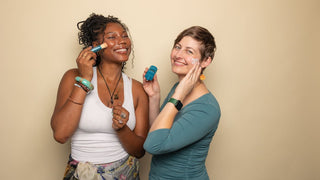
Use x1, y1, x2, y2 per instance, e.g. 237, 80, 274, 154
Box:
98, 67, 122, 105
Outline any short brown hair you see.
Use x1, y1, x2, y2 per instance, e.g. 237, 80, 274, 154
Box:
174, 26, 216, 61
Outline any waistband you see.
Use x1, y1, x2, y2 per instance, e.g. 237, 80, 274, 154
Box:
64, 154, 140, 180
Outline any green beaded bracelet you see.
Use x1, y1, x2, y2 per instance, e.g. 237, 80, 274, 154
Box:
75, 76, 94, 90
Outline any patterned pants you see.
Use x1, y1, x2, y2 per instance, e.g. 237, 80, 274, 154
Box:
63, 155, 140, 180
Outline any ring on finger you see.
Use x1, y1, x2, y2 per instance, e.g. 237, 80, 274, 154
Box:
118, 119, 123, 124
120, 112, 126, 119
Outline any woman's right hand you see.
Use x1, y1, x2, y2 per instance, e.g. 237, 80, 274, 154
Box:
76, 46, 97, 81
142, 67, 160, 98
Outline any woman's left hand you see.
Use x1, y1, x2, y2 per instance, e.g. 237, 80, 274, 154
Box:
174, 62, 202, 100
112, 101, 129, 130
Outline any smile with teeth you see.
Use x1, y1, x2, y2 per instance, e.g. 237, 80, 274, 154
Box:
115, 48, 127, 53
174, 60, 187, 66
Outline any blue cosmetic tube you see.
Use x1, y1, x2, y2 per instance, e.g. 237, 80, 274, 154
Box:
145, 65, 158, 81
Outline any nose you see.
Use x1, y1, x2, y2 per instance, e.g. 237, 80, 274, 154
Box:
174, 49, 184, 59
118, 36, 127, 45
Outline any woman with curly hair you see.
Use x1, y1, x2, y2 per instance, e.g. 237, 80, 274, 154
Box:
50, 13, 148, 180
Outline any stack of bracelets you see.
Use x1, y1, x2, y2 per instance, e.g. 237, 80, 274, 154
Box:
75, 76, 94, 94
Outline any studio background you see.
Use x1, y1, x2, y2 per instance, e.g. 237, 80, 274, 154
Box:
1, 0, 319, 179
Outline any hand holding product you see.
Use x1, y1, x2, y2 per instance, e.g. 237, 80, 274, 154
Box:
145, 65, 158, 81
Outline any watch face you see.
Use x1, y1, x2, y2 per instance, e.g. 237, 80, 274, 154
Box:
176, 101, 183, 111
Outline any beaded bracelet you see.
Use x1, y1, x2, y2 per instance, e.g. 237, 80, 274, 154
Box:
74, 82, 91, 94
75, 76, 94, 91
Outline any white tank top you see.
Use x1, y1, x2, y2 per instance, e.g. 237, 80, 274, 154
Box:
71, 67, 136, 164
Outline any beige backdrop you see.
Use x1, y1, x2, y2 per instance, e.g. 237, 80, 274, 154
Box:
1, 0, 319, 179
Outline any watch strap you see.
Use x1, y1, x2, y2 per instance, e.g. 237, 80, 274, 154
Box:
168, 98, 183, 111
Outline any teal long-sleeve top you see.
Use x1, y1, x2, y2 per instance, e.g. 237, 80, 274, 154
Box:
143, 83, 221, 180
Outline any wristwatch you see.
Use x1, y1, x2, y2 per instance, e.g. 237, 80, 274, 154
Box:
168, 98, 183, 111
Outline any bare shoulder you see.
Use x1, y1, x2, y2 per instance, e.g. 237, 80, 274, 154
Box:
131, 78, 148, 106
61, 68, 79, 81
132, 78, 143, 89
57, 68, 79, 94
131, 79, 146, 95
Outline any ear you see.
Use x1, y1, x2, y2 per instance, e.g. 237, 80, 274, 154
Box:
201, 57, 212, 68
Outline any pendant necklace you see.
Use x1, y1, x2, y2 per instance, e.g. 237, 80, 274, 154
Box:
98, 67, 122, 105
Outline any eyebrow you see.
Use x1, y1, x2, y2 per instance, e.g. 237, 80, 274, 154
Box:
176, 43, 195, 51
186, 47, 196, 52
105, 31, 127, 35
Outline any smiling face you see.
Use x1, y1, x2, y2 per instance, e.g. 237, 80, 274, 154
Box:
98, 23, 131, 63
170, 36, 202, 76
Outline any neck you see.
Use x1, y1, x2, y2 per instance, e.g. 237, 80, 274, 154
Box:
179, 76, 204, 94
98, 61, 123, 80
178, 74, 202, 85
192, 80, 203, 89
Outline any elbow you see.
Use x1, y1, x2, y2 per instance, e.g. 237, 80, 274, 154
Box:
143, 143, 163, 155
137, 148, 146, 158
136, 149, 146, 159
51, 120, 69, 144
129, 149, 145, 159
144, 140, 172, 155
51, 123, 71, 144
53, 132, 69, 144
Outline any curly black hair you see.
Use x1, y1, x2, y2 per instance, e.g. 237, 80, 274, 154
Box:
77, 13, 133, 68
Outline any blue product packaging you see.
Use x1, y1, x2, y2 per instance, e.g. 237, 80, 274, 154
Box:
145, 65, 158, 81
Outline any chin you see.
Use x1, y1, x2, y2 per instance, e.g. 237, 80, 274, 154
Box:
172, 69, 186, 76
117, 55, 130, 62
172, 66, 187, 74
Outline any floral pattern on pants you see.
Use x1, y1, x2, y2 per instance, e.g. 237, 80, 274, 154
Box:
63, 155, 139, 180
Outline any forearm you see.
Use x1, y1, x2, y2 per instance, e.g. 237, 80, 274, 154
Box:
149, 102, 178, 132
148, 89, 184, 132
148, 95, 160, 126
116, 126, 146, 158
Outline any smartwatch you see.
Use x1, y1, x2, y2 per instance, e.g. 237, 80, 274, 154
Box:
168, 98, 183, 111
